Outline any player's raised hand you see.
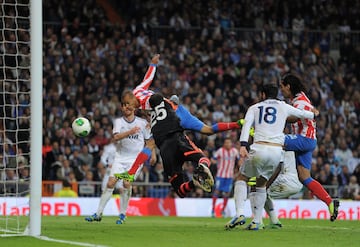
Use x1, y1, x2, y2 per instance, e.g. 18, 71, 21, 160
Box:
151, 54, 160, 64
311, 107, 319, 117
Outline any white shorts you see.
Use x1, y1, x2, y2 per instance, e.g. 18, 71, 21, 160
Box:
102, 168, 123, 191
109, 162, 132, 177
268, 151, 303, 198
241, 143, 283, 180
268, 174, 303, 198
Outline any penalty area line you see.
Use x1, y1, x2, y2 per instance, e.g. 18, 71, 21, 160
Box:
36, 235, 109, 247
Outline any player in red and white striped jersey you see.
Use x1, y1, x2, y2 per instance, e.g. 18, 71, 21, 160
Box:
211, 138, 240, 217
280, 73, 339, 222
291, 92, 317, 139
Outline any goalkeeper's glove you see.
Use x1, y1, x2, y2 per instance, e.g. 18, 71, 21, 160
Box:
247, 177, 256, 186
237, 119, 255, 137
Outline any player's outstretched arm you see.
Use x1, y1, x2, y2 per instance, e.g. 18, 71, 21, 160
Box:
132, 54, 161, 110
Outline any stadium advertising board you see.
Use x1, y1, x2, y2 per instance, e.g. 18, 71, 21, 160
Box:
0, 198, 359, 220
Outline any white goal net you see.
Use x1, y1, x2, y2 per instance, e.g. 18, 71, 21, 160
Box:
0, 0, 38, 236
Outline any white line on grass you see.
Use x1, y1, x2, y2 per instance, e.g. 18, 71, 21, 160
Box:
285, 224, 360, 231
36, 235, 109, 247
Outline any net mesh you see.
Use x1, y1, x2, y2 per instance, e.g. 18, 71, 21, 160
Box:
0, 0, 31, 235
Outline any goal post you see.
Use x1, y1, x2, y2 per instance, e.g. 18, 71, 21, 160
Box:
0, 0, 42, 237
29, 0, 42, 236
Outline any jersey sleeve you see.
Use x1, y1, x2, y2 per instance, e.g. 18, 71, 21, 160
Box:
284, 102, 314, 120
175, 104, 205, 131
133, 65, 157, 110
239, 105, 255, 143
112, 118, 122, 135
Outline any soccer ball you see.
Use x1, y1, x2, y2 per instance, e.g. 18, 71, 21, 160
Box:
72, 117, 91, 137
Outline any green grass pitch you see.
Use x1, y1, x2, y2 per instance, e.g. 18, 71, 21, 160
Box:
1, 216, 360, 247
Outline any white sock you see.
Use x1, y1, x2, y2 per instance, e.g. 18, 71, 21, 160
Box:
119, 186, 132, 215
253, 187, 266, 224
249, 191, 255, 216
234, 180, 247, 217
264, 195, 279, 224
96, 188, 114, 215
249, 191, 263, 225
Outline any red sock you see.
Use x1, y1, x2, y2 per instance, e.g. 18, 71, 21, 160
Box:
222, 197, 229, 211
128, 148, 151, 175
306, 180, 332, 205
178, 182, 192, 197
199, 157, 210, 167
212, 197, 217, 211
212, 122, 240, 132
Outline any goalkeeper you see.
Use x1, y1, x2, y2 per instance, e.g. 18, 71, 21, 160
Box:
117, 54, 245, 182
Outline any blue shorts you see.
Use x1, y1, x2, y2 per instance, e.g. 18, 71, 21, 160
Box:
215, 177, 233, 193
284, 134, 317, 170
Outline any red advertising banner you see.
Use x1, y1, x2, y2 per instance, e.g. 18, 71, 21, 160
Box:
114, 198, 176, 216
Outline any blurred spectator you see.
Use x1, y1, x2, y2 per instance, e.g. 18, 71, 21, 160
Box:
316, 163, 333, 186
149, 162, 165, 183
334, 139, 353, 166
44, 141, 61, 179
24, 0, 360, 199
337, 165, 351, 197
55, 158, 74, 181
347, 150, 360, 174
54, 179, 78, 197
78, 145, 94, 168
343, 175, 360, 200
353, 165, 360, 186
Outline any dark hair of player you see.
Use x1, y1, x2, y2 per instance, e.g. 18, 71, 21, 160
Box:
261, 83, 278, 99
281, 73, 307, 96
149, 93, 163, 108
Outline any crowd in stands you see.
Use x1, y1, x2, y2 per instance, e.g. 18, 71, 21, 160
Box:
1, 0, 360, 199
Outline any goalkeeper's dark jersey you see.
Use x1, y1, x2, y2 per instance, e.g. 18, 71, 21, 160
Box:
150, 98, 183, 146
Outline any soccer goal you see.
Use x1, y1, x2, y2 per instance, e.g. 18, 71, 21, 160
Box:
0, 0, 42, 237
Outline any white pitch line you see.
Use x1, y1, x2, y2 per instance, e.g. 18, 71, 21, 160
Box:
284, 224, 360, 231
36, 235, 109, 247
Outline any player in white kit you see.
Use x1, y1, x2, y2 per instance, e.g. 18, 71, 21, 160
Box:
246, 151, 303, 229
226, 83, 317, 230
99, 142, 120, 192
85, 91, 154, 224
267, 151, 303, 199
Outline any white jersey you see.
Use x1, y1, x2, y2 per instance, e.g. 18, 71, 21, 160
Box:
240, 99, 314, 145
112, 116, 151, 165
100, 143, 116, 166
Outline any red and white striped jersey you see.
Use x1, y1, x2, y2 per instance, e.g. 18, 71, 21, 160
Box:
213, 147, 239, 178
132, 65, 157, 110
291, 92, 317, 139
